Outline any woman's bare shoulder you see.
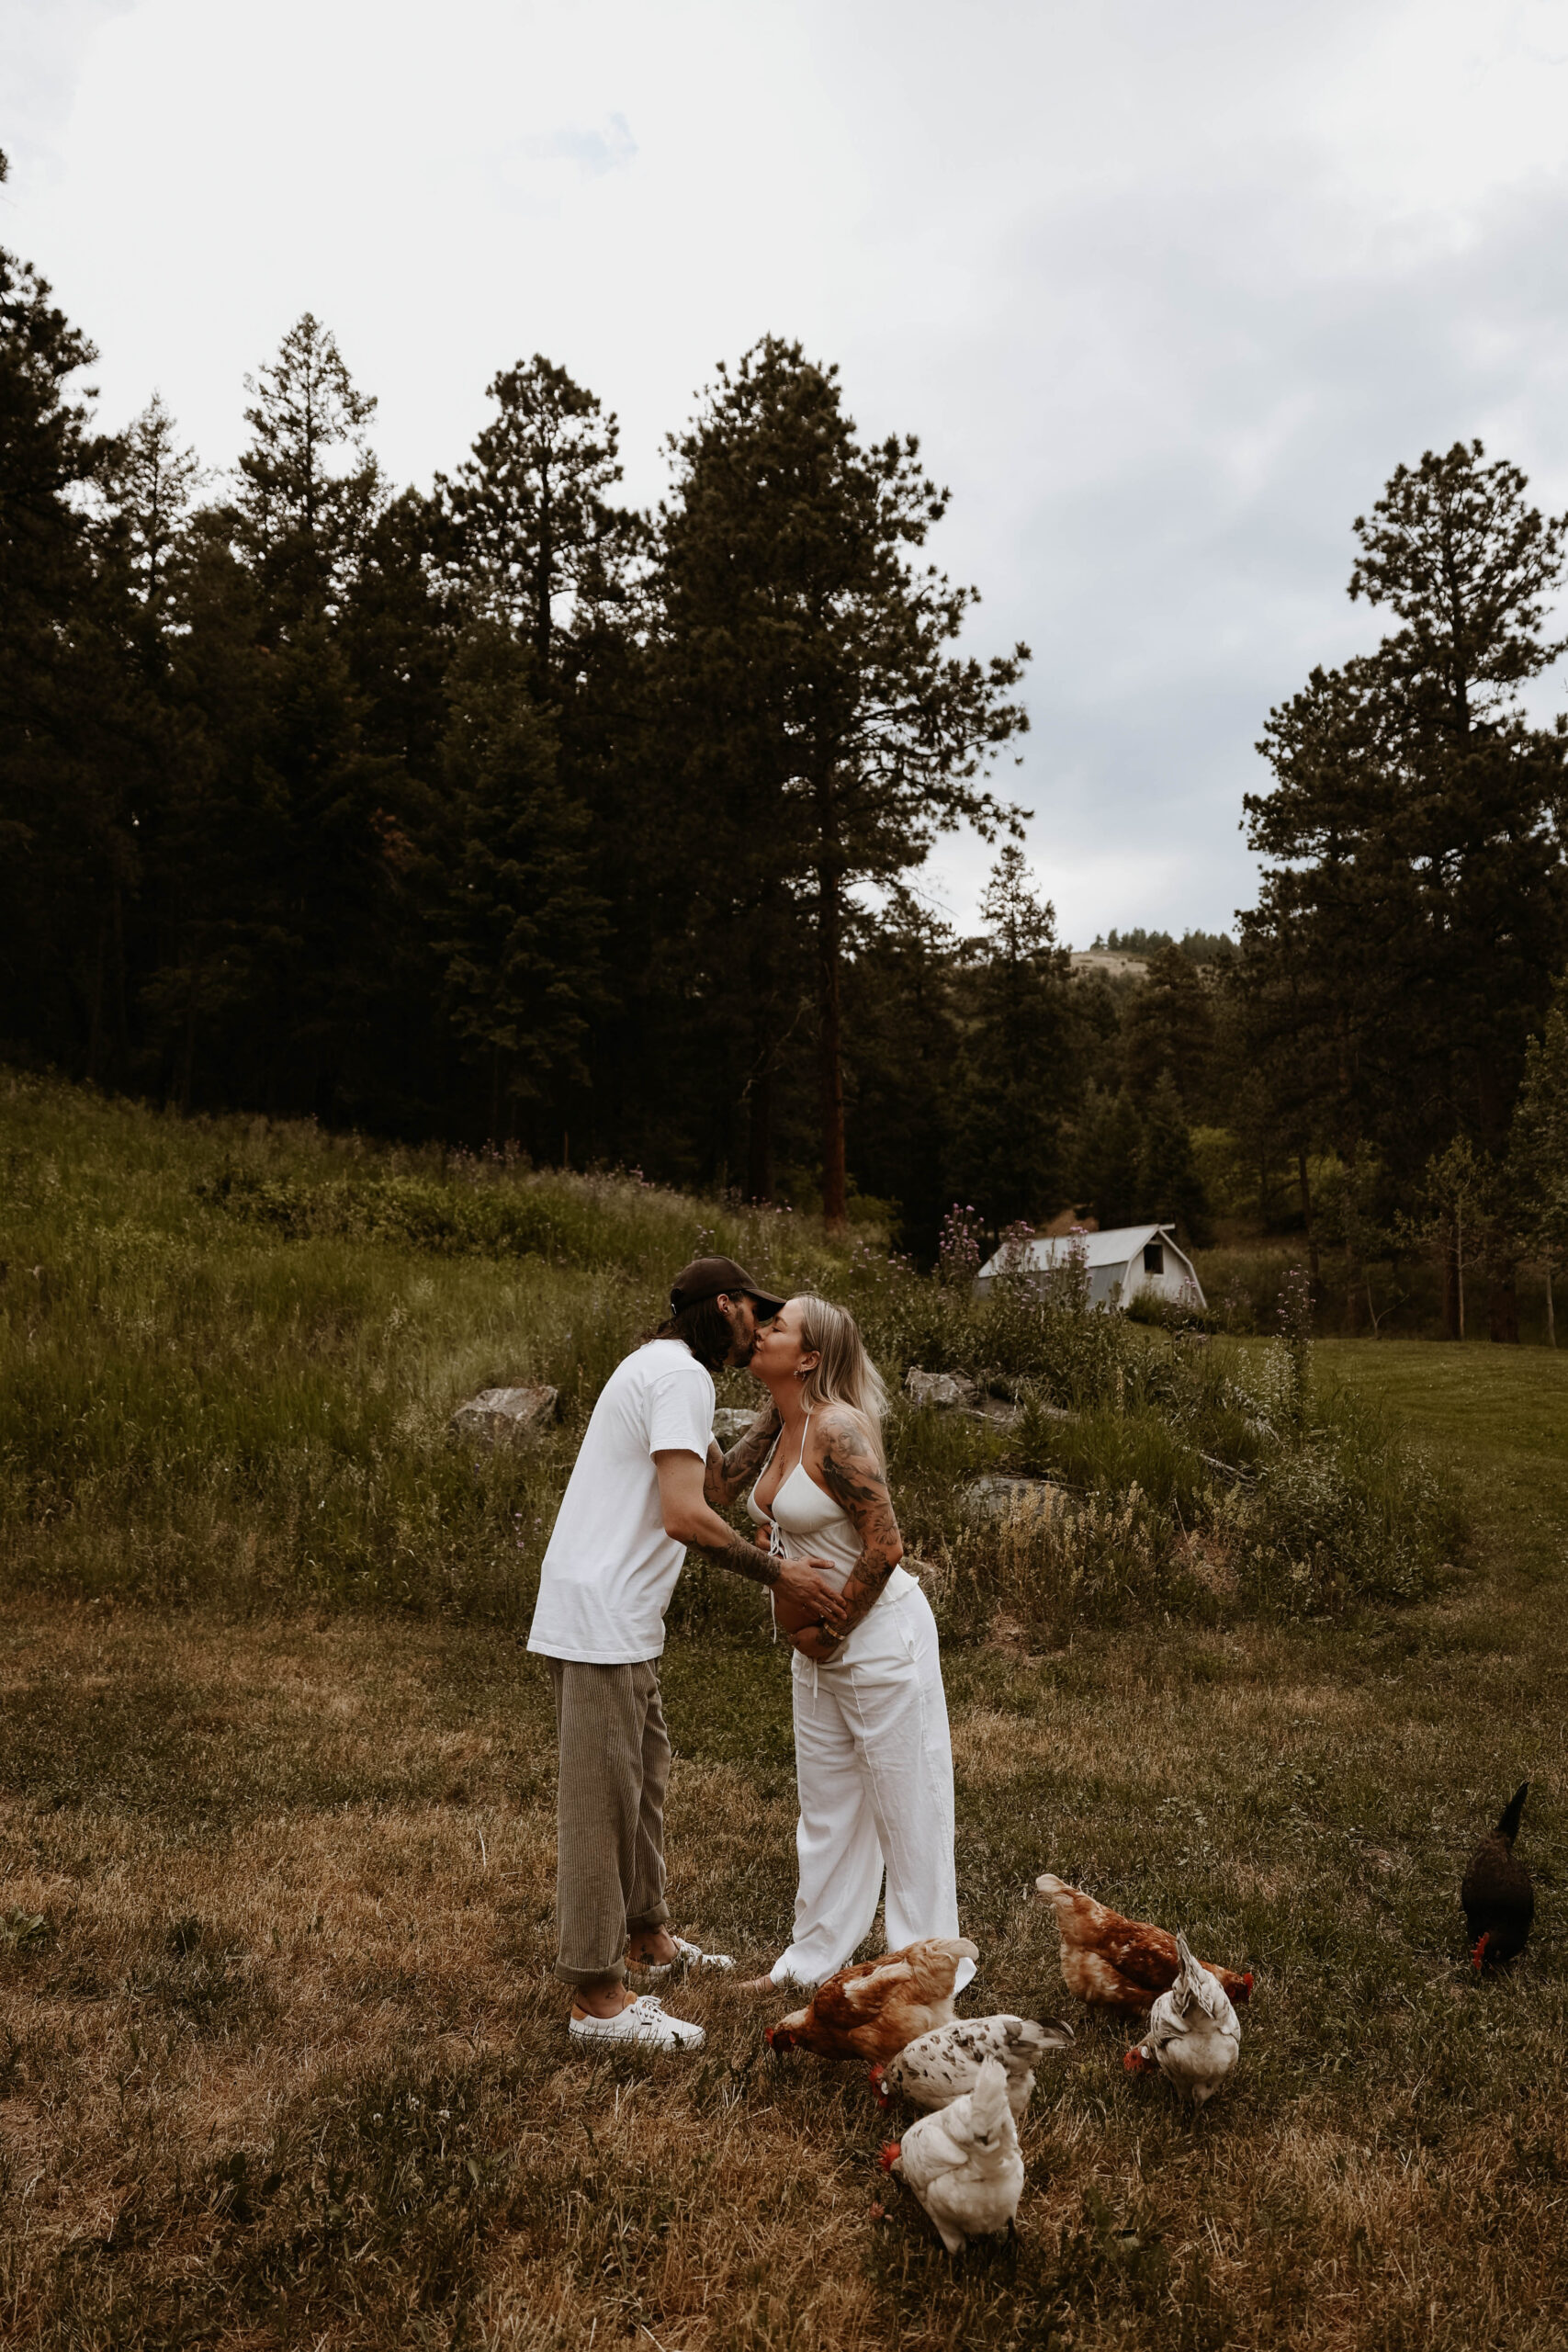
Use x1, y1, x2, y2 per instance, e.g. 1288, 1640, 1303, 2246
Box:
811, 1404, 886, 1487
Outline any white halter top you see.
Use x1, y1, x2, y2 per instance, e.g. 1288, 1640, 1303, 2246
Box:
747, 1406, 918, 1608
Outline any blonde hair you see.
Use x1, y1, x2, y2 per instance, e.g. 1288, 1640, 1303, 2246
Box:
794, 1296, 888, 1467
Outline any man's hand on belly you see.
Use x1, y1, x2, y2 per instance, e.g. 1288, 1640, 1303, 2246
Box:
769, 1555, 850, 1629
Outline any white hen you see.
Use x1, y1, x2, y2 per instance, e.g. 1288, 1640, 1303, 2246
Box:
874, 2013, 1073, 2121
1125, 1930, 1240, 2108
882, 2056, 1024, 2253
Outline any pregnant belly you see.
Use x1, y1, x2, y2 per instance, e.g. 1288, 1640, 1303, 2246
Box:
770, 1540, 854, 1634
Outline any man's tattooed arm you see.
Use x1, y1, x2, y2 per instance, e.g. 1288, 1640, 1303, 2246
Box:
690, 1529, 782, 1589
704, 1399, 784, 1510
795, 1406, 904, 1652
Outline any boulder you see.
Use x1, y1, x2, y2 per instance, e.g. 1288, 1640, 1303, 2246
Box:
964, 1473, 1071, 1524
905, 1367, 981, 1410
448, 1385, 558, 1447
712, 1406, 761, 1444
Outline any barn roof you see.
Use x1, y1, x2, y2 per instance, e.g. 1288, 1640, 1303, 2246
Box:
975, 1223, 1174, 1280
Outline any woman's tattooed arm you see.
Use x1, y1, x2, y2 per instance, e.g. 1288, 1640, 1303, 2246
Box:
807, 1406, 904, 1646
704, 1399, 784, 1510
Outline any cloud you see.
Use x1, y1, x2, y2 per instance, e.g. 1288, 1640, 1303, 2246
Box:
522, 112, 637, 175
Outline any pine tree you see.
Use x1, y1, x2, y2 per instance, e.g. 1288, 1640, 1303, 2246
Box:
114, 392, 202, 633
0, 149, 144, 1078
1240, 442, 1568, 1329
1122, 940, 1214, 1108
1073, 1084, 1145, 1230
235, 312, 380, 627
952, 846, 1077, 1227
1509, 976, 1568, 1342
439, 355, 639, 674
1137, 1069, 1212, 1244
429, 623, 608, 1139
656, 338, 1029, 1226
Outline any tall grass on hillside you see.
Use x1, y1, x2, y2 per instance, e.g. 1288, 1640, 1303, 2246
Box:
1, 1073, 1461, 1631
0, 1076, 851, 1617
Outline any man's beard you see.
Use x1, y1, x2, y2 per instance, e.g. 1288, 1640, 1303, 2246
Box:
729, 1330, 759, 1368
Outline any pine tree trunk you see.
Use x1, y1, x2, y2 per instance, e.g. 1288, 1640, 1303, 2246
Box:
748, 1061, 774, 1203
817, 858, 847, 1234
747, 924, 777, 1202
1443, 1219, 1461, 1340
1546, 1261, 1557, 1348
1487, 1268, 1520, 1344
1298, 1149, 1319, 1277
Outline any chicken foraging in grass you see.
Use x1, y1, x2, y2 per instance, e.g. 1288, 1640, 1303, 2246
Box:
1033, 1874, 1253, 2014
763, 1937, 979, 2064
1461, 1782, 1534, 1971
873, 2012, 1074, 2120
880, 2055, 1024, 2253
1123, 1930, 1240, 2108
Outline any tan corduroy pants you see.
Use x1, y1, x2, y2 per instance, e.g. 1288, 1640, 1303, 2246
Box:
547, 1657, 671, 1987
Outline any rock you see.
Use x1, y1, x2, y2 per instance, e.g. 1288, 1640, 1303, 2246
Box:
964, 1473, 1071, 1524
712, 1406, 761, 1443
964, 1396, 1024, 1430
905, 1367, 981, 1410
448, 1385, 558, 1447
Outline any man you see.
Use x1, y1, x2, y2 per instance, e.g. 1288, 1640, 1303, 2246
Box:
527, 1254, 848, 2050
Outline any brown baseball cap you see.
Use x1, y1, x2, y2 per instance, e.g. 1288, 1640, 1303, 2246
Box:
670, 1255, 786, 1319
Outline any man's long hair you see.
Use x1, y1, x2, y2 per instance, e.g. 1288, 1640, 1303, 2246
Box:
647, 1295, 735, 1373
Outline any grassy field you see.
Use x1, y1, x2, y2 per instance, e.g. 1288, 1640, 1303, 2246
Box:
3, 1081, 1566, 2346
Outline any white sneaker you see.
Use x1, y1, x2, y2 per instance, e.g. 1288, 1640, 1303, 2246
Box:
637, 1935, 735, 1981
569, 1995, 705, 2052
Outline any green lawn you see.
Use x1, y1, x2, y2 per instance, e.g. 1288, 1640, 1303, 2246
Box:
1316, 1339, 1568, 1577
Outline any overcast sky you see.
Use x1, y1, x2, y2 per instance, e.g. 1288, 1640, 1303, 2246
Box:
9, 0, 1568, 944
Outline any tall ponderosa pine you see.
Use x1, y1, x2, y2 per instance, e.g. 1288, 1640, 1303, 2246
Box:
439, 356, 639, 674
657, 338, 1030, 1226
0, 147, 145, 1078
236, 311, 380, 627
1242, 441, 1568, 1332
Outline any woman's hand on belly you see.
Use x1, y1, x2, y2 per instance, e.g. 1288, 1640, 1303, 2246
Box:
790, 1623, 844, 1662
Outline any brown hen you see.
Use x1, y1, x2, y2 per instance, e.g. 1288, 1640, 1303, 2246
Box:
764, 1936, 978, 2063
1034, 1875, 1252, 2014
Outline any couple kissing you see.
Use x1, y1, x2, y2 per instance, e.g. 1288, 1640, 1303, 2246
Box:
526, 1253, 966, 2049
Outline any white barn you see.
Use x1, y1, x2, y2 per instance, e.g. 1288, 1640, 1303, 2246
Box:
973, 1223, 1206, 1314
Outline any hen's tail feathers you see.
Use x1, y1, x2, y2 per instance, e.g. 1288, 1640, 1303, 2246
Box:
1496, 1782, 1529, 1845
970, 2057, 1011, 2138
1029, 2017, 1077, 2051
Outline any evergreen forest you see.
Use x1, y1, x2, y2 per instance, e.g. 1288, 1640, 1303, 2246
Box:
4, 147, 1565, 1330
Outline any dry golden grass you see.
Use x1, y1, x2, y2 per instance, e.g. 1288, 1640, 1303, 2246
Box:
3, 1449, 1566, 2352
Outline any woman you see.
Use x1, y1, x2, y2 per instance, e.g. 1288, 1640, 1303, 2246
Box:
735, 1295, 966, 1990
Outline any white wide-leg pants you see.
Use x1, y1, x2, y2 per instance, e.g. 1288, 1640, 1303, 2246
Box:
770, 1585, 963, 1987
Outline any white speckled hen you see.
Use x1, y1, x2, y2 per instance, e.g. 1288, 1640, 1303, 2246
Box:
873, 2012, 1073, 2120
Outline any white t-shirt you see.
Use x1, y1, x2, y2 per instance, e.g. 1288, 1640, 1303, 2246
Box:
527, 1339, 716, 1664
